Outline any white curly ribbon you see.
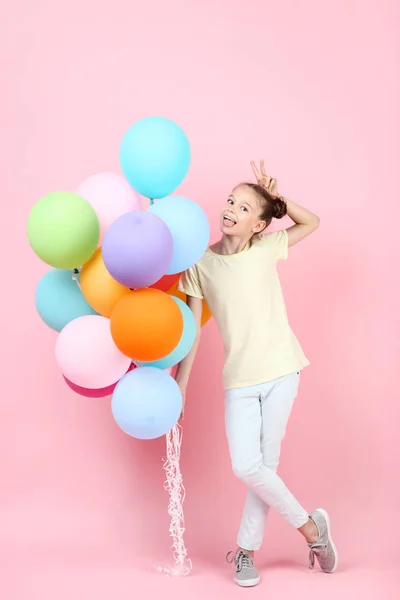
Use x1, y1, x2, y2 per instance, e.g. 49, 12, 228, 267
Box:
156, 422, 192, 577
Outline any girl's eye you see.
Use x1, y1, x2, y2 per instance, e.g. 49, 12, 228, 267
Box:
241, 206, 247, 212
228, 199, 234, 205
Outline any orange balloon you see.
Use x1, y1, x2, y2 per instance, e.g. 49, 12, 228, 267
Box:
110, 289, 184, 362
80, 248, 130, 317
167, 280, 212, 327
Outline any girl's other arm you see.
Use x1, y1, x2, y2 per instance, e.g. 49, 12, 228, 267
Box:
284, 197, 320, 247
251, 160, 319, 247
175, 295, 203, 418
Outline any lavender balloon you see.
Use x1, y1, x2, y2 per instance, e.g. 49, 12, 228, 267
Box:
102, 210, 173, 288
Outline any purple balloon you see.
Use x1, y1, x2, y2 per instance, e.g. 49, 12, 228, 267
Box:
102, 210, 173, 288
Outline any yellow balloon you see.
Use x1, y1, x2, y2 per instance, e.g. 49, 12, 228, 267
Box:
80, 248, 130, 317
167, 280, 212, 327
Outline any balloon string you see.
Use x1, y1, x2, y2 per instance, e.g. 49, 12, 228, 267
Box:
155, 423, 192, 577
72, 268, 81, 291
149, 198, 155, 206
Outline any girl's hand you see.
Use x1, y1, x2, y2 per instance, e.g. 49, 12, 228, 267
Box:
251, 160, 278, 197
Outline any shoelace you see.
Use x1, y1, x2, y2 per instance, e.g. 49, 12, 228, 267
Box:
308, 542, 328, 569
226, 550, 254, 573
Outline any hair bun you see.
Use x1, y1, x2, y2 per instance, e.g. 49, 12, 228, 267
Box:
272, 196, 287, 219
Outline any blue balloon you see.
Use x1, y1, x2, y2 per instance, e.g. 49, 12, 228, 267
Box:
112, 368, 182, 440
35, 269, 97, 332
137, 297, 196, 370
148, 196, 210, 274
120, 117, 191, 199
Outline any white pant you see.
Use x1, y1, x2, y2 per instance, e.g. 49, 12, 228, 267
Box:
224, 372, 309, 551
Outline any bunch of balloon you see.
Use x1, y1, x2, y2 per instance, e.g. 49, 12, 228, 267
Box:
27, 117, 211, 576
28, 116, 211, 437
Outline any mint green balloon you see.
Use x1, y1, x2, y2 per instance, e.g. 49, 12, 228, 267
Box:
27, 192, 100, 269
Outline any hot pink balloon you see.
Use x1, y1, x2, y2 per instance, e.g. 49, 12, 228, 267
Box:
165, 365, 177, 377
63, 363, 135, 397
55, 315, 131, 388
76, 172, 142, 242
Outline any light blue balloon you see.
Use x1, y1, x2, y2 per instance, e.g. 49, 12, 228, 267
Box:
112, 368, 182, 440
120, 117, 191, 199
35, 269, 97, 332
137, 297, 196, 370
148, 196, 210, 274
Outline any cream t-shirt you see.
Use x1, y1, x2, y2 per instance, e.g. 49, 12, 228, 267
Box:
178, 230, 309, 390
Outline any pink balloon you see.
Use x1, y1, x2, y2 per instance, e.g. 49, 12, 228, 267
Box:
63, 363, 135, 397
76, 172, 142, 242
55, 315, 131, 388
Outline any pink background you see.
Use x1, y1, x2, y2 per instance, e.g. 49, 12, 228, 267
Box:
1, 1, 399, 598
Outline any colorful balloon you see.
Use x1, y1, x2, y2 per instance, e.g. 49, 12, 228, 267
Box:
35, 269, 97, 332
76, 172, 142, 242
150, 273, 180, 293
110, 289, 183, 362
112, 367, 182, 439
63, 363, 135, 398
136, 297, 196, 370
80, 248, 130, 318
27, 192, 100, 269
167, 280, 212, 327
102, 210, 173, 288
55, 315, 131, 388
120, 117, 191, 199
149, 196, 210, 274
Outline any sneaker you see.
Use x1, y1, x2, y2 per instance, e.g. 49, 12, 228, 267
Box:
308, 509, 338, 573
226, 549, 260, 587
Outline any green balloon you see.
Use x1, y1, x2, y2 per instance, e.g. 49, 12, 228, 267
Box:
27, 192, 100, 269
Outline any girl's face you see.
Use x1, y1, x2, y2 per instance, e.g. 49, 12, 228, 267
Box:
220, 185, 266, 237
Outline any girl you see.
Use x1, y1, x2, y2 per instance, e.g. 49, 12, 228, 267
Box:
175, 161, 338, 587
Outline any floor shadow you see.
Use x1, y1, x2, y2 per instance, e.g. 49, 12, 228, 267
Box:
260, 557, 305, 571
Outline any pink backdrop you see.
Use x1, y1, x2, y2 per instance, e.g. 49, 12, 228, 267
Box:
1, 1, 399, 598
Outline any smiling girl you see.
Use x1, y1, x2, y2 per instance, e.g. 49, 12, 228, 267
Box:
175, 161, 338, 587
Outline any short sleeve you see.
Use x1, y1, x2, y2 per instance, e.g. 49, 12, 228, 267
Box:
178, 264, 204, 299
261, 229, 289, 261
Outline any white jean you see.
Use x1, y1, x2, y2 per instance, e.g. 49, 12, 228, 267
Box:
224, 372, 309, 551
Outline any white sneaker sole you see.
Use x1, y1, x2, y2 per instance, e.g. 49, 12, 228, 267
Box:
316, 508, 339, 573
235, 575, 260, 587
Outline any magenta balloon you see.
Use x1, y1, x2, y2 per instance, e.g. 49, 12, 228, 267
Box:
63, 363, 135, 398
63, 376, 119, 397
102, 210, 173, 288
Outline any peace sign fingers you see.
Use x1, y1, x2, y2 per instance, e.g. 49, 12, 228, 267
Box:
251, 160, 262, 182
260, 159, 267, 178
250, 160, 278, 196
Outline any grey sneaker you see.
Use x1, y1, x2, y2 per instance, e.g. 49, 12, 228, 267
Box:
308, 509, 338, 573
226, 550, 260, 587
